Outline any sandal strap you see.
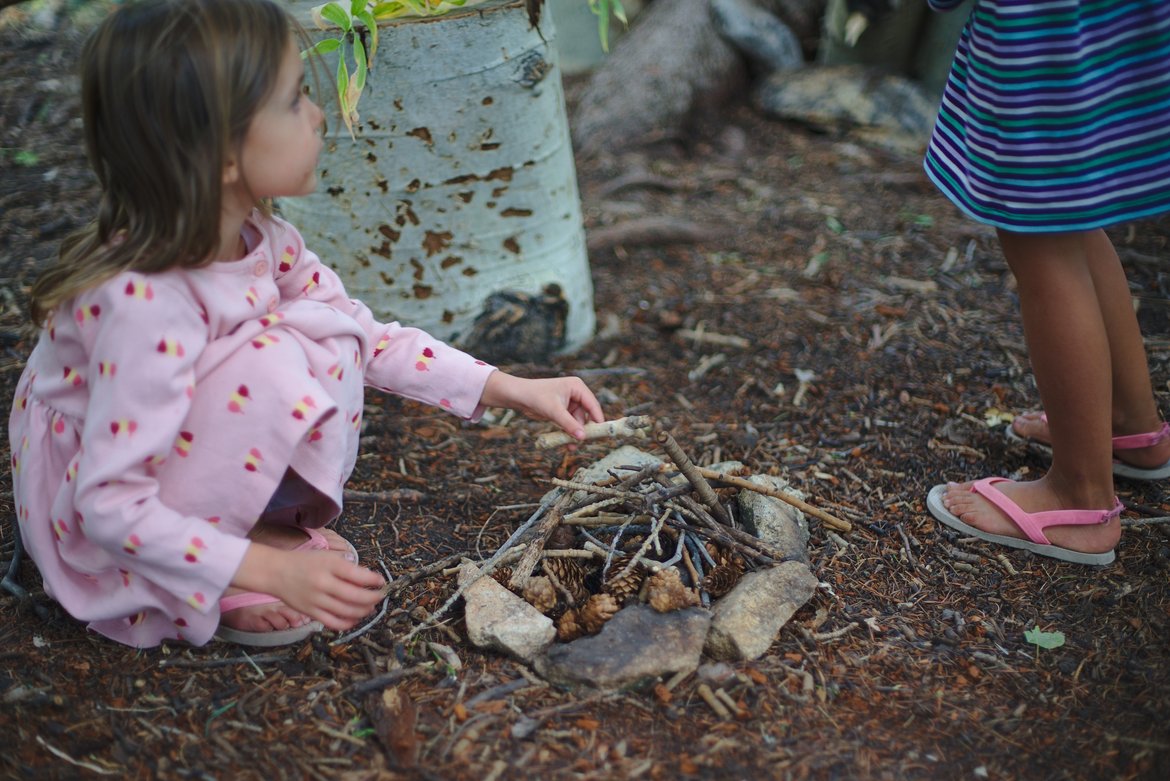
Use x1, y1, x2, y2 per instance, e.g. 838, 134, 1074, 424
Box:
1026, 413, 1169, 452
970, 478, 1122, 546
1112, 421, 1170, 451
219, 591, 281, 614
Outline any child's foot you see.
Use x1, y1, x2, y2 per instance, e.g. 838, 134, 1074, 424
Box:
1010, 411, 1170, 472
218, 525, 356, 634
932, 476, 1121, 556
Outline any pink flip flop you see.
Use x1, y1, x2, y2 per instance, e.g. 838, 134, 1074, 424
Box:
1005, 415, 1170, 481
214, 526, 357, 647
926, 478, 1122, 566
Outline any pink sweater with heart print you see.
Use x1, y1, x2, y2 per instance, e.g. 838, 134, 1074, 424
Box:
8, 212, 495, 647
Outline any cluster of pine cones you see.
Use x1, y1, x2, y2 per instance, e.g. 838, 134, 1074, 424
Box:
491, 534, 747, 643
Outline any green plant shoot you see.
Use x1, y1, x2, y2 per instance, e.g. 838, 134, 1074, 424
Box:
588, 0, 627, 52
304, 0, 380, 138
304, 1, 628, 136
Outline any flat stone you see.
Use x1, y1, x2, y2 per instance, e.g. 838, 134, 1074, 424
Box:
704, 560, 818, 661
753, 64, 937, 153
534, 605, 711, 690
459, 563, 555, 663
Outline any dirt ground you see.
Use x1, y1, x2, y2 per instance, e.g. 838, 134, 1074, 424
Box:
3, 5, 1170, 781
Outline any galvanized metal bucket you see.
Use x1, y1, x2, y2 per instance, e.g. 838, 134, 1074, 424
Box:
280, 0, 594, 353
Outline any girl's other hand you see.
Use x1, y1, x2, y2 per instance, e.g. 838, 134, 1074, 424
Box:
480, 372, 604, 440
233, 543, 386, 631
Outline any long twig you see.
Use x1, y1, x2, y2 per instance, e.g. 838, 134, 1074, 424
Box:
343, 488, 425, 503
35, 737, 119, 776
694, 465, 852, 533
1121, 516, 1170, 526
506, 494, 571, 591
549, 477, 649, 505
669, 497, 776, 565
347, 662, 433, 695
616, 508, 670, 579
656, 431, 731, 524
382, 552, 467, 597
158, 653, 290, 669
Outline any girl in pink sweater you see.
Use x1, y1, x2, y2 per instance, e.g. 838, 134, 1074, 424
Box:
8, 0, 603, 648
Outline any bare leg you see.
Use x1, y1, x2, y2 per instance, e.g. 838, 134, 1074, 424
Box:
219, 524, 354, 633
1010, 230, 1169, 469
939, 230, 1122, 554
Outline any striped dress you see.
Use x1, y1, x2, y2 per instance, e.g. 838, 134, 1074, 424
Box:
924, 0, 1170, 232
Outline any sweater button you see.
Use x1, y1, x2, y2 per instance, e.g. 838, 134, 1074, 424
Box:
253, 260, 268, 276
267, 297, 278, 313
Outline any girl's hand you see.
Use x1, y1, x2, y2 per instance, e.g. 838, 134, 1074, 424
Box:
233, 543, 387, 631
480, 372, 605, 440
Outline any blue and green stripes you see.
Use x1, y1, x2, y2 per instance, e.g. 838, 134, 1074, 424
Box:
924, 0, 1170, 232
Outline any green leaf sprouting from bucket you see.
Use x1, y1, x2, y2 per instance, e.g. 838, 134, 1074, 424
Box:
305, 2, 627, 135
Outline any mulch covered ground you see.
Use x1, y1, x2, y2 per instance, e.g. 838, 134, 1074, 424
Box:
2, 6, 1170, 780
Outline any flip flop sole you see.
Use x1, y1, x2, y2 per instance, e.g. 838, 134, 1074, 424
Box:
1112, 460, 1170, 480
214, 620, 324, 648
926, 484, 1115, 566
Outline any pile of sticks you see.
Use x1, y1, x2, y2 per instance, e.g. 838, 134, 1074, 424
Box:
505, 425, 851, 607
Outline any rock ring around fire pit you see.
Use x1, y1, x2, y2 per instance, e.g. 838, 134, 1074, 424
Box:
459, 445, 821, 690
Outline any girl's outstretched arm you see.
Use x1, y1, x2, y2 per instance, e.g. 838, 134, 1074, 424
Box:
479, 372, 605, 440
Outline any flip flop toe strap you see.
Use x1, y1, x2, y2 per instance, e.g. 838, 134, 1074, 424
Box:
219, 527, 331, 614
219, 591, 281, 614
970, 478, 1122, 546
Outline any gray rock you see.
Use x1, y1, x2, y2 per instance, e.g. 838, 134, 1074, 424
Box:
704, 560, 817, 661
534, 605, 711, 690
737, 474, 810, 563
711, 0, 804, 73
753, 64, 938, 153
543, 444, 664, 503
459, 563, 556, 663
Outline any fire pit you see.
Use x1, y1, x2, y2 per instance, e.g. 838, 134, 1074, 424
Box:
454, 421, 850, 689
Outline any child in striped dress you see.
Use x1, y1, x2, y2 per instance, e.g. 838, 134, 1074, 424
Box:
8, 0, 604, 648
924, 0, 1170, 564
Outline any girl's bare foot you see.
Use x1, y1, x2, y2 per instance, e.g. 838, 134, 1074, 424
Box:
936, 476, 1121, 555
219, 524, 355, 633
1010, 411, 1170, 470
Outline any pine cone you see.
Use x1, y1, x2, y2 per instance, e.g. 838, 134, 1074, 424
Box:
578, 593, 619, 634
602, 555, 645, 605
556, 608, 585, 642
701, 563, 743, 599
489, 566, 515, 591
521, 576, 557, 614
646, 567, 700, 613
541, 557, 591, 605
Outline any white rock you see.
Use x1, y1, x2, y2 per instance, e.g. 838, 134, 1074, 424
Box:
704, 560, 818, 661
458, 563, 555, 663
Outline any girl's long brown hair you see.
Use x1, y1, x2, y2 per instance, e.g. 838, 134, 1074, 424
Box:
29, 0, 294, 323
